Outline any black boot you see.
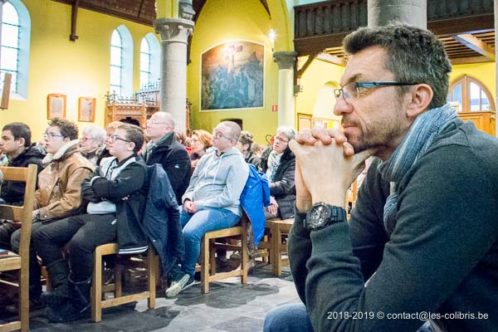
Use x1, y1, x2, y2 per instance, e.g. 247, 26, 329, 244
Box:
46, 276, 91, 323
41, 259, 70, 306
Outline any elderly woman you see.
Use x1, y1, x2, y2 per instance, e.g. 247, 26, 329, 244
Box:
79, 125, 106, 165
259, 126, 296, 220
190, 129, 212, 168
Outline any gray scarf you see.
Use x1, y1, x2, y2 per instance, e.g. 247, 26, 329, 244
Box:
266, 150, 282, 182
378, 104, 457, 234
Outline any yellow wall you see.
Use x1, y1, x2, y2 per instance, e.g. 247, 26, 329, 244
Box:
188, 0, 282, 145
0, 0, 156, 140
156, 0, 178, 18
450, 62, 496, 106
295, 57, 344, 117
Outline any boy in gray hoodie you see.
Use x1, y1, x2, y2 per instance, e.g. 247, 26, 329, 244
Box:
166, 121, 249, 297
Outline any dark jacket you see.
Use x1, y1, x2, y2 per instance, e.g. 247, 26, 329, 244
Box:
142, 164, 184, 276
1, 144, 45, 205
259, 147, 296, 219
144, 132, 191, 205
83, 155, 148, 254
289, 120, 498, 332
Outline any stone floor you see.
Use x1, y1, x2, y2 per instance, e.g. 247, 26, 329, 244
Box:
1, 262, 300, 332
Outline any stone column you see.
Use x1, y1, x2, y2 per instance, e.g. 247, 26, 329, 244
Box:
273, 51, 297, 128
495, 0, 498, 136
155, 18, 194, 133
368, 0, 427, 29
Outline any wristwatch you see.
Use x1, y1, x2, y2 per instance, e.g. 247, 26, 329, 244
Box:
304, 202, 347, 231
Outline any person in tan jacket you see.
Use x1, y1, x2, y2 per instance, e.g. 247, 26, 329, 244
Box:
10, 118, 94, 304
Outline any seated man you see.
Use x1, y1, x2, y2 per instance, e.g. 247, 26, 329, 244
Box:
264, 24, 498, 332
0, 122, 45, 245
165, 121, 249, 298
8, 119, 93, 304
32, 123, 147, 322
144, 112, 191, 204
79, 124, 106, 165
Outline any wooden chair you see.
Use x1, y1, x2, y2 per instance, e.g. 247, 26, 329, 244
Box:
266, 218, 294, 277
199, 214, 249, 294
91, 243, 159, 322
0, 165, 37, 332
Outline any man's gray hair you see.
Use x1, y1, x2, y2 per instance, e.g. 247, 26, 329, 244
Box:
343, 23, 451, 109
221, 121, 242, 142
82, 125, 106, 146
276, 126, 296, 141
153, 112, 176, 130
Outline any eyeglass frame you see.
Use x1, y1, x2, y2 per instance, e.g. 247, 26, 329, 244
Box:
109, 134, 131, 143
146, 119, 168, 125
79, 136, 94, 143
273, 136, 289, 144
212, 130, 232, 141
334, 81, 419, 102
43, 132, 64, 140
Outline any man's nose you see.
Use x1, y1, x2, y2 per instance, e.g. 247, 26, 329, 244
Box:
333, 97, 352, 116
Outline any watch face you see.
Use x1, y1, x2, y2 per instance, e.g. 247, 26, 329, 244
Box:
307, 203, 331, 230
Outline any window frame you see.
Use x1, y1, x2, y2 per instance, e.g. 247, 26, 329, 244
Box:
139, 33, 160, 88
448, 75, 495, 113
0, 0, 30, 99
109, 25, 133, 97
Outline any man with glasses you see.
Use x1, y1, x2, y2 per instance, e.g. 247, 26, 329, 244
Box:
265, 24, 498, 332
165, 121, 249, 297
144, 112, 191, 204
32, 123, 147, 322
6, 118, 94, 307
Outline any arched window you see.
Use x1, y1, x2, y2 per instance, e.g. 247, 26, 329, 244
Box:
448, 75, 494, 113
140, 33, 160, 88
0, 0, 30, 99
109, 25, 133, 97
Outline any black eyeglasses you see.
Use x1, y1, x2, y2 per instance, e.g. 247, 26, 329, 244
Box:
334, 81, 419, 102
109, 135, 131, 143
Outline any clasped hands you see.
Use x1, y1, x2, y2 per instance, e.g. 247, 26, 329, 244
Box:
289, 128, 373, 212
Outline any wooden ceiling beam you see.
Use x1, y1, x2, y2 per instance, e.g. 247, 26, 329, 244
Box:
316, 53, 346, 66
453, 34, 495, 61
451, 56, 494, 65
137, 0, 145, 18
69, 0, 80, 41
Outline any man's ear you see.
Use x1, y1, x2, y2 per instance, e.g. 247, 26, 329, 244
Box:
406, 84, 433, 119
17, 137, 25, 148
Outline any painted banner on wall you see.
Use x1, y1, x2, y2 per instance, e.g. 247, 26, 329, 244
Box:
201, 41, 264, 110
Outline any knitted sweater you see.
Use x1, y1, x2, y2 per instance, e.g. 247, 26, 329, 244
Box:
289, 120, 498, 332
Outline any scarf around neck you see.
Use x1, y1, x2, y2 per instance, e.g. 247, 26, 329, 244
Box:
377, 103, 457, 234
266, 150, 283, 182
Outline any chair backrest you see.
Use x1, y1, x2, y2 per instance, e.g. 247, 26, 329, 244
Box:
0, 165, 37, 258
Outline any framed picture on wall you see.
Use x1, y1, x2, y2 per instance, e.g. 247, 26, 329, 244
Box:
47, 94, 66, 119
201, 40, 264, 111
78, 97, 96, 122
297, 113, 312, 130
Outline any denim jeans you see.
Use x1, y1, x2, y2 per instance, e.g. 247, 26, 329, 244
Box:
177, 207, 240, 277
264, 302, 433, 332
264, 302, 313, 332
